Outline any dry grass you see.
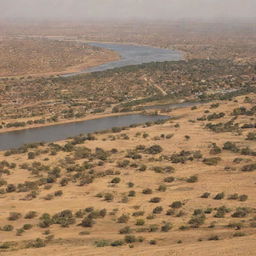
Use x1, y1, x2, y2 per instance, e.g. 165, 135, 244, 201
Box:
0, 94, 255, 255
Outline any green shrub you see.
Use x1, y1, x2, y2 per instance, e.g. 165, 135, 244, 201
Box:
25, 211, 37, 219
233, 232, 246, 237
153, 206, 163, 214
246, 132, 256, 141
117, 214, 129, 223
128, 190, 136, 197
149, 197, 161, 203
241, 164, 256, 172
208, 235, 219, 241
214, 192, 225, 200
111, 240, 124, 247
104, 193, 114, 201
203, 157, 221, 166
170, 201, 182, 209
188, 215, 206, 228
95, 240, 110, 247
81, 217, 95, 227
239, 194, 248, 201
26, 237, 45, 248
148, 224, 158, 232
142, 188, 153, 194
119, 226, 132, 234
111, 177, 121, 184
136, 219, 145, 226
223, 142, 240, 153
201, 192, 210, 198
1, 225, 14, 231
186, 175, 198, 183
124, 235, 137, 243
161, 222, 172, 232
146, 145, 163, 154
232, 207, 250, 218
8, 212, 22, 221
164, 176, 175, 183
23, 224, 33, 230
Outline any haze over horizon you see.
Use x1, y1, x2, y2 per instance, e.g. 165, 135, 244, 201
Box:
0, 0, 255, 22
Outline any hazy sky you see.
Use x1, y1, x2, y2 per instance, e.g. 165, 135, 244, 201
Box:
0, 0, 255, 21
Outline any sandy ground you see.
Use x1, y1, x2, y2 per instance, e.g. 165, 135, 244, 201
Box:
0, 94, 255, 255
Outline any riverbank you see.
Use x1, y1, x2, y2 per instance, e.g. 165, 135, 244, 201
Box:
0, 37, 120, 79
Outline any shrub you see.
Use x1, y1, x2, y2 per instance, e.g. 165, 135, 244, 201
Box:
132, 211, 144, 217
214, 206, 230, 218
104, 193, 114, 202
228, 193, 239, 200
119, 226, 132, 234
117, 214, 129, 223
210, 144, 222, 154
233, 232, 246, 237
138, 164, 147, 172
127, 182, 134, 188
179, 225, 189, 231
186, 175, 198, 183
28, 152, 36, 159
232, 207, 250, 218
25, 211, 37, 219
111, 177, 121, 184
239, 194, 248, 201
214, 192, 225, 200
223, 142, 240, 153
166, 209, 175, 216
201, 192, 211, 198
188, 215, 206, 228
52, 210, 75, 227
136, 219, 145, 226
16, 228, 25, 236
23, 224, 33, 230
60, 178, 69, 186
128, 190, 136, 197
54, 190, 63, 197
81, 217, 95, 227
208, 235, 219, 241
111, 240, 124, 247
241, 164, 256, 172
164, 176, 175, 183
149, 240, 157, 245
158, 184, 167, 192
170, 201, 182, 209
0, 242, 11, 249
148, 224, 158, 232
142, 188, 153, 194
153, 206, 163, 214
8, 212, 22, 221
161, 222, 172, 232
124, 235, 137, 243
149, 197, 161, 203
27, 238, 45, 248
95, 240, 109, 247
0, 179, 7, 187
246, 132, 256, 141
6, 184, 16, 193
1, 225, 14, 231
146, 145, 163, 154
203, 157, 221, 166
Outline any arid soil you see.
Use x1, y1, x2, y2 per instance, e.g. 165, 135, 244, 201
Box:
0, 94, 255, 255
0, 38, 119, 77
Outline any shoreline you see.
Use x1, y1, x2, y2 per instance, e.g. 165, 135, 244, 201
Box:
0, 110, 164, 135
0, 39, 121, 79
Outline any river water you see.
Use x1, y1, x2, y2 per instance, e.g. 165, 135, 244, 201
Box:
0, 114, 169, 151
62, 42, 183, 77
0, 42, 183, 150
